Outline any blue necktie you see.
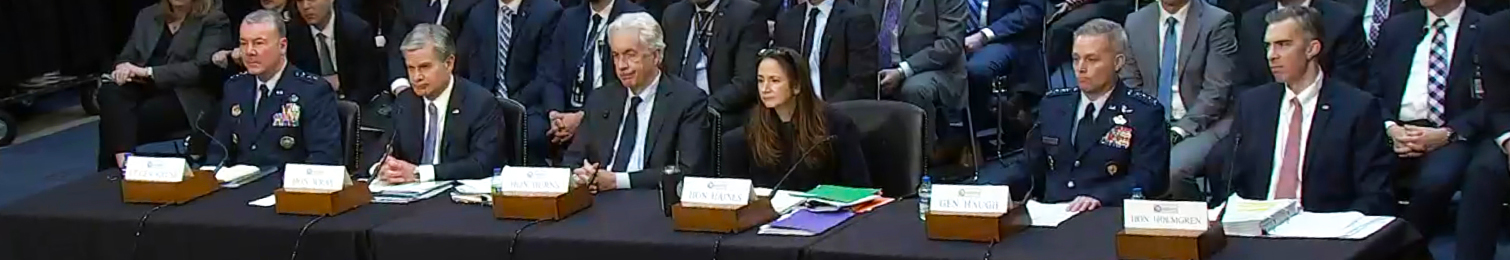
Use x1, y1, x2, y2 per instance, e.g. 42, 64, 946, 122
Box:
878, 0, 902, 67
610, 97, 644, 172
965, 0, 983, 32
422, 102, 439, 164
1158, 17, 1178, 120
496, 7, 514, 97
422, 0, 441, 24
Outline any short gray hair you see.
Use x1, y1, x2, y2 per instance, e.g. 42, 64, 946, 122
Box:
242, 10, 286, 37
1072, 18, 1128, 54
1265, 7, 1325, 42
400, 23, 455, 60
606, 13, 666, 52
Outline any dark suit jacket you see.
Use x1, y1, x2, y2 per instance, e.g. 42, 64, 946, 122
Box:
1335, 0, 1418, 19
1365, 9, 1485, 139
756, 0, 793, 22
772, 0, 879, 102
1483, 10, 1510, 144
530, 0, 646, 113
662, 0, 767, 119
855, 0, 968, 75
721, 108, 873, 191
285, 10, 382, 104
1238, 1, 1370, 90
561, 75, 710, 188
118, 4, 231, 125
982, 0, 1045, 44
386, 0, 480, 83
1014, 85, 1170, 205
1210, 79, 1395, 215
379, 78, 504, 180
211, 65, 343, 167
458, 0, 563, 102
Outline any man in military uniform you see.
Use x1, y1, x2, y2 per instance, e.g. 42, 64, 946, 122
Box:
1012, 19, 1171, 212
208, 10, 342, 167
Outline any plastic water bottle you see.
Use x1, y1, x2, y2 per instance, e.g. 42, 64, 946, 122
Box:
1130, 187, 1145, 200
918, 176, 932, 220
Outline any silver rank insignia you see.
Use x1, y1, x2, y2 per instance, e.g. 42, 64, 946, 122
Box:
289, 94, 299, 103
280, 136, 296, 149
231, 104, 242, 117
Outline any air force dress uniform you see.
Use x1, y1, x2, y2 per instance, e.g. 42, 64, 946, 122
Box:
209, 64, 343, 167
1014, 84, 1171, 205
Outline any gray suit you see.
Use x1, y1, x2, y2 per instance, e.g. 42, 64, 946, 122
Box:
855, 0, 968, 142
1119, 1, 1238, 199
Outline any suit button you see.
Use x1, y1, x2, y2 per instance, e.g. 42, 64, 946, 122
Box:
1074, 160, 1081, 167
251, 145, 258, 150
1067, 181, 1076, 188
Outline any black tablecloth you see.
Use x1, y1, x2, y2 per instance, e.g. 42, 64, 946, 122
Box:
806, 199, 1427, 260
0, 170, 440, 260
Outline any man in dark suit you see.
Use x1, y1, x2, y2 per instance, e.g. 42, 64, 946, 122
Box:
1365, 0, 1481, 234
963, 0, 1044, 110
565, 13, 709, 190
661, 0, 767, 128
385, 0, 480, 91
1237, 0, 1370, 90
857, 0, 968, 145
210, 10, 343, 167
1013, 19, 1170, 211
1043, 0, 1134, 70
772, 0, 879, 102
290, 0, 382, 104
370, 24, 504, 183
1209, 7, 1394, 215
1336, 0, 1418, 47
528, 0, 646, 162
455, 0, 562, 166
1455, 9, 1510, 260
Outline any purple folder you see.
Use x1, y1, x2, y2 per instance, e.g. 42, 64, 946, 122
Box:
769, 209, 856, 234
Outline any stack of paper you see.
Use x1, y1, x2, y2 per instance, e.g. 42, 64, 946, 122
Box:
1025, 200, 1080, 227
450, 177, 498, 205
1219, 195, 1301, 236
755, 188, 811, 214
198, 165, 273, 188
1267, 212, 1395, 239
758, 209, 856, 236
794, 185, 882, 208
369, 180, 454, 204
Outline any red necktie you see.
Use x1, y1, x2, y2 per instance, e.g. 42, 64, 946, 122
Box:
1274, 98, 1303, 199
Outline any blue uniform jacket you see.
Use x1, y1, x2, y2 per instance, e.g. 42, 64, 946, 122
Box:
209, 64, 343, 167
1015, 84, 1170, 205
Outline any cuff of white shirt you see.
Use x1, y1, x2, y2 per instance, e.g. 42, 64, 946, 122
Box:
981, 29, 996, 40
418, 165, 437, 182
1495, 131, 1510, 154
615, 172, 631, 189
899, 62, 915, 78
391, 79, 411, 94
1171, 127, 1189, 137
146, 67, 154, 78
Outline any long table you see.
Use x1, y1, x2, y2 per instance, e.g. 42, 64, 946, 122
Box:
0, 173, 1428, 260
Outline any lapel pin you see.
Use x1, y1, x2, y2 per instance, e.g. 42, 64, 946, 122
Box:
1321, 104, 1331, 111
452, 109, 461, 114
231, 104, 242, 117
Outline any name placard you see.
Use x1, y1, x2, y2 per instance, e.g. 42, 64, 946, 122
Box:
929, 184, 1012, 214
680, 177, 752, 206
282, 164, 348, 192
123, 156, 190, 183
1123, 200, 1209, 231
496, 166, 572, 194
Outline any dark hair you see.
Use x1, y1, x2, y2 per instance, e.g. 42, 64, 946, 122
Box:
747, 47, 830, 168
1265, 6, 1325, 43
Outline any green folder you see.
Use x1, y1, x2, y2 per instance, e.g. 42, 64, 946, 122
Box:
795, 185, 880, 204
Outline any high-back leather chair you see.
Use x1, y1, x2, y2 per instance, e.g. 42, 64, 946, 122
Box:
497, 97, 527, 166
831, 100, 927, 197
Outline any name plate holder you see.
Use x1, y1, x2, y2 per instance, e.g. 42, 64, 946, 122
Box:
925, 201, 1030, 242
671, 197, 778, 233
121, 169, 220, 204
1115, 222, 1227, 260
492, 186, 594, 220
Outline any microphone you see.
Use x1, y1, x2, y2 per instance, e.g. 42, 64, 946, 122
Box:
1216, 132, 1241, 221
765, 135, 837, 198
1019, 123, 1041, 203
191, 111, 230, 173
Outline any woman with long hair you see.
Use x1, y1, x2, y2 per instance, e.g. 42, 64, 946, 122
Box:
721, 47, 871, 190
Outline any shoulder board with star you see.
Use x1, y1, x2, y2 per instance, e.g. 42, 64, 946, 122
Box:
1124, 87, 1160, 106
1044, 87, 1080, 97
226, 72, 253, 82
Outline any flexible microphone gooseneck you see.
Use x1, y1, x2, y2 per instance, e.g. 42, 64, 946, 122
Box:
191, 111, 230, 173
1217, 132, 1242, 221
287, 215, 329, 260
765, 135, 837, 198
508, 220, 545, 257
126, 204, 171, 259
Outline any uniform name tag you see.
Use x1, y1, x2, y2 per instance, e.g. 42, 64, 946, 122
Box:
929, 185, 1012, 214
123, 156, 189, 183
680, 177, 752, 207
496, 166, 572, 194
282, 164, 348, 192
1123, 200, 1209, 231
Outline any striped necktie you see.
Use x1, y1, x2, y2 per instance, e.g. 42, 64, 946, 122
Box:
496, 7, 515, 98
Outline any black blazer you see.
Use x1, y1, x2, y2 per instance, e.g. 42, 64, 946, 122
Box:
119, 4, 231, 91
531, 0, 646, 113
378, 78, 504, 180
1210, 79, 1395, 215
661, 0, 768, 122
1335, 0, 1418, 19
721, 108, 872, 191
1238, 0, 1370, 90
1479, 11, 1510, 143
386, 0, 480, 83
561, 75, 710, 188
1365, 9, 1485, 139
772, 0, 879, 102
286, 10, 382, 104
458, 0, 563, 102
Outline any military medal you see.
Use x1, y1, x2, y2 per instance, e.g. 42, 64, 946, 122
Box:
1106, 162, 1119, 176
1047, 156, 1055, 170
232, 134, 238, 144
1112, 114, 1127, 125
231, 104, 242, 117
289, 94, 299, 103
280, 136, 296, 149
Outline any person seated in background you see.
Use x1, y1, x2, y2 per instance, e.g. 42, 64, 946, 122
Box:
1236, 0, 1369, 89
369, 24, 504, 183
857, 0, 967, 149
660, 0, 768, 130
1208, 7, 1394, 216
455, 0, 563, 165
530, 0, 646, 164
209, 10, 342, 167
1454, 9, 1510, 260
1366, 0, 1483, 236
98, 0, 230, 171
770, 0, 878, 102
1120, 0, 1239, 200
214, 0, 307, 73
564, 13, 709, 192
1012, 19, 1170, 212
963, 0, 1045, 126
386, 0, 480, 92
722, 48, 871, 191
290, 0, 382, 104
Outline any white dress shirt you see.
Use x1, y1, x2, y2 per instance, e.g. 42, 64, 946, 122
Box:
1071, 91, 1111, 138
804, 0, 835, 99
368, 76, 456, 182
432, 0, 452, 24
608, 75, 660, 189
1268, 72, 1323, 200
497, 0, 522, 28
1159, 3, 1190, 122
254, 61, 288, 106
681, 0, 720, 94
1391, 3, 1464, 129
311, 12, 339, 73
588, 0, 615, 91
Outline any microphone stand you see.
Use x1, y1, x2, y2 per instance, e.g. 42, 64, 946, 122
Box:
765, 135, 837, 198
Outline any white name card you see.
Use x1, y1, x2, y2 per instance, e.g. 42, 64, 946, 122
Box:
496, 166, 572, 194
1123, 200, 1210, 231
929, 184, 1012, 214
123, 156, 190, 183
680, 177, 752, 206
282, 164, 349, 192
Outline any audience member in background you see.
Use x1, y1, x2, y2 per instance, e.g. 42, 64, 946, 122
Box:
290, 0, 381, 104
213, 0, 314, 73
530, 0, 645, 163
722, 48, 871, 191
1120, 0, 1239, 200
369, 24, 504, 183
1455, 9, 1510, 260
209, 10, 342, 167
1237, 0, 1369, 89
456, 0, 563, 165
385, 0, 480, 91
98, 0, 230, 170
1208, 7, 1394, 215
565, 13, 709, 191
1042, 0, 1134, 72
661, 0, 768, 130
1366, 0, 1482, 236
1013, 19, 1170, 212
856, 0, 967, 151
963, 0, 1045, 123
1336, 0, 1418, 49
771, 0, 878, 102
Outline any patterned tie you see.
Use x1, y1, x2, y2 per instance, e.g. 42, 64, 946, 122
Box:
1367, 0, 1391, 45
878, 0, 902, 68
610, 97, 644, 172
497, 7, 515, 98
316, 33, 336, 76
1159, 17, 1178, 120
422, 102, 440, 165
965, 0, 983, 32
1274, 98, 1304, 200
1426, 18, 1448, 125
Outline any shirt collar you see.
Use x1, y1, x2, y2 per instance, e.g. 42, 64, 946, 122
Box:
1424, 1, 1466, 30
499, 0, 521, 12
312, 10, 336, 37
811, 0, 835, 15
631, 74, 662, 101
696, 0, 721, 12
1278, 0, 1312, 9
1284, 71, 1324, 104
255, 60, 289, 91
592, 0, 615, 18
427, 76, 457, 106
1159, 2, 1190, 25
1079, 89, 1112, 112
